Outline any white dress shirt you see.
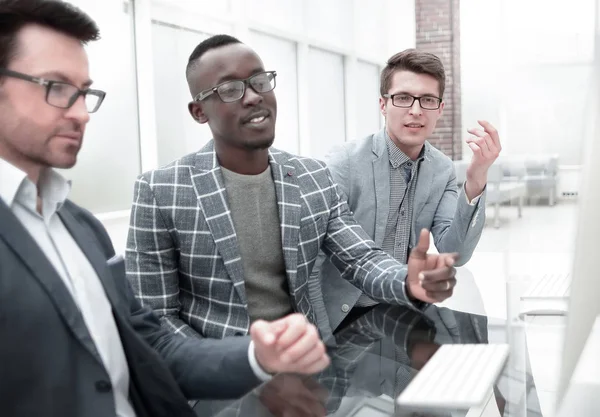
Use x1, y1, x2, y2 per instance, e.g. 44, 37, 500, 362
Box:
0, 158, 135, 417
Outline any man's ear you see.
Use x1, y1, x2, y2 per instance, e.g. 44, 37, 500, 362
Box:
379, 96, 387, 117
188, 102, 208, 124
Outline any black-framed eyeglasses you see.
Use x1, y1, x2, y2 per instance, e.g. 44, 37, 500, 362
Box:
194, 71, 277, 103
383, 93, 442, 110
0, 68, 106, 113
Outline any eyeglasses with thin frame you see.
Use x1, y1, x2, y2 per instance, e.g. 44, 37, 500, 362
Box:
194, 71, 277, 103
0, 68, 106, 113
383, 93, 442, 110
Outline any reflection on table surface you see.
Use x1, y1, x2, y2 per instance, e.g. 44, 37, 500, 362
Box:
193, 302, 543, 417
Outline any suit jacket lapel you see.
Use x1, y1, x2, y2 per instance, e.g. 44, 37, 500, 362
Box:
190, 141, 247, 304
0, 200, 103, 364
269, 150, 301, 294
372, 130, 391, 246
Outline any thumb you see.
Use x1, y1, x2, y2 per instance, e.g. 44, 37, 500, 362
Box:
268, 317, 289, 337
413, 228, 430, 257
250, 320, 276, 346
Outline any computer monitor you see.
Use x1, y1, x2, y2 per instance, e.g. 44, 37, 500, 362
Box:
556, 1, 600, 405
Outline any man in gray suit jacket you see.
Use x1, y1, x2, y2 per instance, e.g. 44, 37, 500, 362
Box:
314, 49, 501, 334
126, 35, 462, 369
0, 2, 326, 416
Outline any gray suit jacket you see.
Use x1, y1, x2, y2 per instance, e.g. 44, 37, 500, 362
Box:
313, 129, 486, 334
126, 140, 419, 342
0, 199, 260, 417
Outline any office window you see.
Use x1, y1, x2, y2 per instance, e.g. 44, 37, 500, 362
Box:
307, 48, 346, 160
355, 61, 382, 141
248, 0, 304, 34
61, 0, 141, 213
504, 0, 594, 64
151, 23, 212, 166
355, 0, 386, 59
306, 0, 352, 49
153, 0, 231, 16
248, 31, 299, 154
504, 65, 591, 165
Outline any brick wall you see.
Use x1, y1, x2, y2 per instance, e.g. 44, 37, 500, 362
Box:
415, 0, 462, 160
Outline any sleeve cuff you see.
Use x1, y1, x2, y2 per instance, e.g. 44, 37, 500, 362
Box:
463, 183, 484, 206
248, 340, 273, 382
402, 281, 429, 311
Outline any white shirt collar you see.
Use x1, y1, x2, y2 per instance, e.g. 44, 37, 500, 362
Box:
0, 157, 71, 212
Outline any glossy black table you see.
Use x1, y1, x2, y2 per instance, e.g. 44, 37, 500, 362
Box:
192, 303, 543, 417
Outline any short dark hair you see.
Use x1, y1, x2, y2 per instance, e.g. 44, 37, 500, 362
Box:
380, 49, 446, 98
185, 34, 242, 83
0, 0, 99, 72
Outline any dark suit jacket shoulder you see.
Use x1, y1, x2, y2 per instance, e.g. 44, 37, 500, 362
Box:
0, 198, 259, 417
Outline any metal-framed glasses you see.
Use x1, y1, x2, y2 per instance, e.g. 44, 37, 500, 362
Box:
194, 71, 277, 103
0, 68, 106, 113
383, 93, 442, 110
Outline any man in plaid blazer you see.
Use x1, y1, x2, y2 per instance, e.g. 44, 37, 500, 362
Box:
126, 34, 459, 376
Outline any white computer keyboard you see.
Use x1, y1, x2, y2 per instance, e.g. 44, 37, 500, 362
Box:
520, 273, 571, 316
396, 343, 510, 411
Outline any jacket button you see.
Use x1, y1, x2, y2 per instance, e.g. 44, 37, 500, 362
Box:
95, 380, 112, 393
341, 304, 350, 313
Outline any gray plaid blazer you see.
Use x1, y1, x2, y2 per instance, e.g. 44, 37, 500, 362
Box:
126, 140, 414, 340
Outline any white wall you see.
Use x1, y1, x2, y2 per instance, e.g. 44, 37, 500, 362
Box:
57, 0, 141, 213
147, 0, 410, 159
461, 0, 595, 194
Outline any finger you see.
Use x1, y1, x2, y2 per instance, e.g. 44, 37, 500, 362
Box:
280, 325, 323, 364
269, 315, 293, 335
425, 289, 454, 303
478, 120, 501, 149
435, 254, 446, 270
289, 400, 325, 417
286, 394, 320, 417
446, 253, 459, 266
428, 253, 456, 271
467, 128, 487, 138
301, 354, 331, 374
468, 142, 482, 156
281, 404, 311, 417
275, 314, 309, 352
483, 134, 497, 153
425, 253, 439, 271
303, 376, 325, 392
474, 136, 491, 155
303, 379, 329, 402
250, 320, 277, 346
421, 266, 457, 284
304, 398, 327, 417
290, 383, 327, 416
421, 277, 457, 292
288, 341, 326, 370
483, 134, 499, 156
412, 228, 430, 258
